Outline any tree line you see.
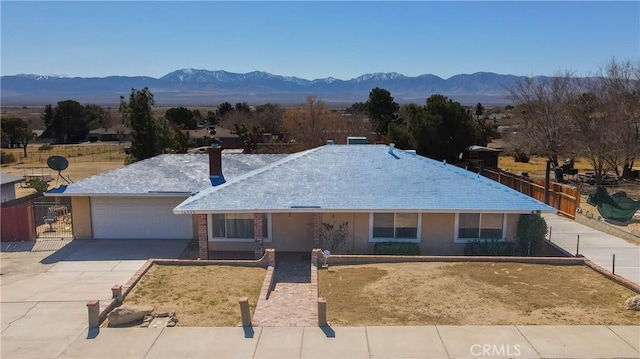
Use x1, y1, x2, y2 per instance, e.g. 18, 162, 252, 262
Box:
506, 58, 640, 183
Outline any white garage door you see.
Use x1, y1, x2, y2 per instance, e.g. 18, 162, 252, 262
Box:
91, 196, 193, 239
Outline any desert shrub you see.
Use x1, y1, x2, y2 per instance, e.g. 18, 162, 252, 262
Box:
38, 144, 53, 151
124, 155, 137, 165
517, 212, 548, 255
513, 149, 530, 163
321, 220, 349, 253
28, 178, 49, 193
0, 151, 16, 164
374, 242, 420, 255
463, 240, 516, 256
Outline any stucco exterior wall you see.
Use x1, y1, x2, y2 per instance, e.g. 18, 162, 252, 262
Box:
1, 183, 17, 203
506, 213, 520, 241
321, 213, 371, 254
271, 213, 315, 252
72, 196, 92, 239
421, 213, 464, 255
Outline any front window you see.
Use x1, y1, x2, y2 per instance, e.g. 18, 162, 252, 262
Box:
457, 213, 504, 241
371, 212, 419, 242
210, 213, 269, 241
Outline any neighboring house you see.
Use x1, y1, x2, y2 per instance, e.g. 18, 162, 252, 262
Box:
1, 173, 25, 203
47, 143, 554, 257
463, 145, 502, 168
186, 127, 241, 148
46, 152, 285, 240
87, 124, 131, 142
173, 144, 554, 258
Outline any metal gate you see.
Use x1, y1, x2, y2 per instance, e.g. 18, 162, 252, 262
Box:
33, 197, 73, 239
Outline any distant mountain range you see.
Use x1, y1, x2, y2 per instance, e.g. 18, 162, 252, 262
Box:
0, 68, 545, 106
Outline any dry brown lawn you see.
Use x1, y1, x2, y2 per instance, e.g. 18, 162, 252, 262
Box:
124, 264, 266, 327
2, 144, 127, 198
319, 262, 640, 326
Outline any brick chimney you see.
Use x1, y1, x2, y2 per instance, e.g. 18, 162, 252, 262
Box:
208, 146, 226, 186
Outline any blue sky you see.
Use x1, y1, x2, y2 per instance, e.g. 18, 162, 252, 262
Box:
1, 1, 638, 80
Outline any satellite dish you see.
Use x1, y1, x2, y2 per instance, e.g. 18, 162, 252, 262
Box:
47, 156, 72, 184
47, 156, 69, 171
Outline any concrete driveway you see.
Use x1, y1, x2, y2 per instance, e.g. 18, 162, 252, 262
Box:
543, 213, 640, 284
1, 239, 189, 359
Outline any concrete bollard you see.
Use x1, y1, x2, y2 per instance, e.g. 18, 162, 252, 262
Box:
239, 297, 251, 327
111, 285, 123, 302
86, 300, 100, 329
318, 297, 327, 327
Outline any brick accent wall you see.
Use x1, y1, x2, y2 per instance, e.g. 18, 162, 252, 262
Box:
197, 214, 208, 260
253, 213, 264, 259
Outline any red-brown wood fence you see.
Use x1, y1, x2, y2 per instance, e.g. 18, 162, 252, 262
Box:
470, 166, 580, 219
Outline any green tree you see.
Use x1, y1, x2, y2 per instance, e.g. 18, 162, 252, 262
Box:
516, 212, 547, 255
254, 103, 284, 134
16, 127, 35, 157
217, 102, 234, 119
232, 123, 264, 154
475, 102, 485, 118
346, 102, 367, 114
0, 117, 28, 148
234, 102, 251, 113
51, 100, 89, 143
165, 107, 198, 130
28, 178, 49, 194
119, 88, 170, 162
406, 95, 479, 162
365, 87, 399, 137
84, 104, 113, 130
41, 104, 55, 139
386, 122, 414, 149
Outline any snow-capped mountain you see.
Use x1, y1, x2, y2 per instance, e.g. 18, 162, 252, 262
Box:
1, 69, 534, 105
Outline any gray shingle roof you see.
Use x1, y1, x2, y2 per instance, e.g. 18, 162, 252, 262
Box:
53, 154, 285, 195
1, 172, 24, 186
175, 145, 555, 213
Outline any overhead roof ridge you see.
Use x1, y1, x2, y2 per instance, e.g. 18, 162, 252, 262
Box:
177, 146, 324, 208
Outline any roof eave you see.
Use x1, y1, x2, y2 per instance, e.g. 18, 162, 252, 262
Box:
173, 208, 557, 215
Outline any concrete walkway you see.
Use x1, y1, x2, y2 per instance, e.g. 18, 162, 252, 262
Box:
543, 213, 640, 284
56, 325, 640, 358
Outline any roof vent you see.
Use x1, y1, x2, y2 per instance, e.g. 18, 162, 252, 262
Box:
326, 139, 334, 145
389, 143, 395, 153
347, 136, 368, 145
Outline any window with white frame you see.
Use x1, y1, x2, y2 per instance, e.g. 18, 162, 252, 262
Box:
209, 213, 270, 241
370, 212, 419, 242
456, 213, 505, 242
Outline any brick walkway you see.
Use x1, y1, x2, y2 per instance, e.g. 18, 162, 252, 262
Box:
252, 252, 318, 326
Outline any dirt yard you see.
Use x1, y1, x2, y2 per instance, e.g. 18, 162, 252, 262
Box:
124, 264, 266, 327
319, 262, 640, 326
2, 144, 127, 198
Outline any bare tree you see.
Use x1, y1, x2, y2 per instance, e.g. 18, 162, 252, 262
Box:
283, 96, 345, 149
598, 58, 640, 178
569, 87, 612, 184
507, 71, 580, 168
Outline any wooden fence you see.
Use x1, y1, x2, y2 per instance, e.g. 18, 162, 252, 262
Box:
472, 166, 580, 219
